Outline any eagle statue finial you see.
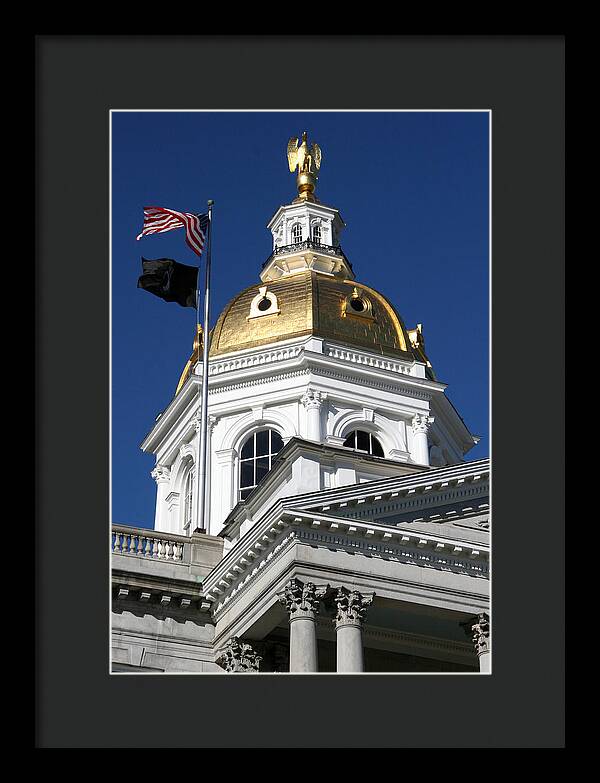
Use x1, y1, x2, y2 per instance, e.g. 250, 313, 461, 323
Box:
286, 131, 322, 201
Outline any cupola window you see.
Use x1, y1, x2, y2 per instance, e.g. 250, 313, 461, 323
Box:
312, 223, 321, 244
342, 430, 385, 458
248, 286, 281, 319
342, 288, 374, 321
292, 223, 303, 244
239, 429, 284, 500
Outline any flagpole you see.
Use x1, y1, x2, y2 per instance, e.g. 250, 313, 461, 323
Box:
194, 200, 213, 534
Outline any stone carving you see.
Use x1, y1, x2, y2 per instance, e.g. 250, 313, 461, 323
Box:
412, 413, 434, 434
216, 637, 262, 673
461, 612, 491, 656
277, 578, 329, 619
192, 408, 202, 433
334, 587, 375, 628
151, 464, 171, 483
301, 389, 326, 410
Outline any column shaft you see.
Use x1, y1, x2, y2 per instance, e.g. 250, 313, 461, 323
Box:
289, 616, 318, 672
478, 649, 491, 673
413, 430, 430, 465
336, 623, 364, 672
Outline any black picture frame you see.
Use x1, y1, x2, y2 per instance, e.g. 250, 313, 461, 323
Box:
36, 35, 564, 748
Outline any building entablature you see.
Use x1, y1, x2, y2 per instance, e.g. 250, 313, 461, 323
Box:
141, 335, 452, 459
275, 457, 489, 517
203, 503, 489, 615
204, 519, 488, 645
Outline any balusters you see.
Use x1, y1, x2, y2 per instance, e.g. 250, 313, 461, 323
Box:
112, 530, 187, 562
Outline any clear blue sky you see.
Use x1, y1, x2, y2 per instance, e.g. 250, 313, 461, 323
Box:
111, 111, 489, 529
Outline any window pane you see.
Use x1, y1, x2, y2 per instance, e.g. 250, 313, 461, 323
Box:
255, 456, 269, 484
240, 487, 253, 501
256, 430, 269, 456
371, 436, 384, 457
271, 431, 284, 454
343, 432, 356, 449
240, 461, 254, 489
240, 435, 254, 460
356, 430, 370, 452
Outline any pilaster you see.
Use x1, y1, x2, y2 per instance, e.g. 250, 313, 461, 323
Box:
411, 413, 435, 466
301, 388, 327, 442
151, 465, 171, 532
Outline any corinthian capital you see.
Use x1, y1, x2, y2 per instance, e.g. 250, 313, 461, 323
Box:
461, 612, 491, 656
301, 388, 326, 410
334, 587, 375, 628
412, 412, 434, 434
216, 637, 262, 673
277, 578, 329, 619
151, 464, 171, 484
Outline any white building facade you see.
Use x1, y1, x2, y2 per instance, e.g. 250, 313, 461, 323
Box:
112, 133, 489, 674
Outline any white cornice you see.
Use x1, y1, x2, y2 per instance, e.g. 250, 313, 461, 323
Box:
285, 458, 490, 511
202, 502, 489, 615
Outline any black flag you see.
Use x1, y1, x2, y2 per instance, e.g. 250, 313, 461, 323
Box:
137, 257, 198, 308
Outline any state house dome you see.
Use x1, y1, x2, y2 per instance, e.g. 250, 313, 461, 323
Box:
209, 271, 413, 357
175, 270, 421, 394
176, 130, 433, 394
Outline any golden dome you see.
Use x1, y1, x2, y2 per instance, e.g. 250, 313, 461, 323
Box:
176, 271, 417, 393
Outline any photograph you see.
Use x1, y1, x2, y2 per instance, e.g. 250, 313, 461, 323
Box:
110, 110, 490, 674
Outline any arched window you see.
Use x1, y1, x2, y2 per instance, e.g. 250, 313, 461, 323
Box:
291, 223, 303, 244
239, 429, 284, 500
312, 223, 321, 244
342, 430, 385, 458
182, 468, 194, 531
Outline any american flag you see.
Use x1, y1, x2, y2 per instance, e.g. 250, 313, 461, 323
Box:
136, 206, 209, 256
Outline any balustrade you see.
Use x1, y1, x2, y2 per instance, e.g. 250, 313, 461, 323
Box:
111, 526, 188, 563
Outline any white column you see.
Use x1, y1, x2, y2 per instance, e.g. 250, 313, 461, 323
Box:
411, 413, 434, 466
214, 447, 237, 530
333, 587, 374, 673
463, 612, 491, 673
301, 389, 326, 442
277, 578, 328, 672
151, 465, 171, 532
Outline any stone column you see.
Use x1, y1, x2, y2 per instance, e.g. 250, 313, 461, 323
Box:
151, 465, 171, 532
411, 413, 435, 466
301, 389, 326, 442
333, 587, 375, 673
277, 578, 328, 672
462, 612, 491, 672
216, 637, 262, 673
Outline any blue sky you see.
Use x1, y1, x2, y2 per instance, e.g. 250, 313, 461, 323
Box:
111, 111, 489, 529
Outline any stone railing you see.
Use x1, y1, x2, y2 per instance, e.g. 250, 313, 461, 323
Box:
112, 525, 190, 563
208, 344, 303, 376
324, 345, 415, 374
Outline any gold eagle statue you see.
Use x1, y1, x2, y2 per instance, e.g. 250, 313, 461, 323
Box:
287, 131, 322, 200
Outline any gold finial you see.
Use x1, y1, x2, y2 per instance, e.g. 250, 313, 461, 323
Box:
287, 131, 322, 201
